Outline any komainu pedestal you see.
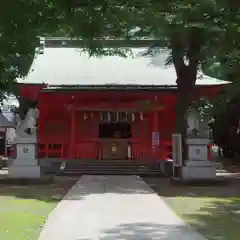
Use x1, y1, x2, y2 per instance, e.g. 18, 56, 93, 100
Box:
8, 139, 41, 178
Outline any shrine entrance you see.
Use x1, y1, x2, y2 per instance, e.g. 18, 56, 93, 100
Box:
99, 112, 132, 160
99, 122, 131, 139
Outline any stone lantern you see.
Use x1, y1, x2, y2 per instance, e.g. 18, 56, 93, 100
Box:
186, 108, 200, 137
181, 107, 216, 181
186, 108, 210, 138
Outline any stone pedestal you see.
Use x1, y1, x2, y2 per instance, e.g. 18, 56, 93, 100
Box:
8, 138, 41, 179
182, 138, 216, 181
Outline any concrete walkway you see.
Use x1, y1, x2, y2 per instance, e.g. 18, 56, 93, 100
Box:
38, 175, 206, 240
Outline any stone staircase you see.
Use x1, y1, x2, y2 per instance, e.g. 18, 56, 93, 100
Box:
59, 160, 167, 176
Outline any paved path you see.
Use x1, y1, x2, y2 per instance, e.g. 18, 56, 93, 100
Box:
38, 175, 206, 240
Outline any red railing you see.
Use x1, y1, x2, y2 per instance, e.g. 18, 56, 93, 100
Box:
131, 142, 150, 160
37, 139, 173, 161
37, 142, 69, 159
73, 142, 99, 159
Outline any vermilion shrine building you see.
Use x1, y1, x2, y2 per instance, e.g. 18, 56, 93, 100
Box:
17, 39, 227, 164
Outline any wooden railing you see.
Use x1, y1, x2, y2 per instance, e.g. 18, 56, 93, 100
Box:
73, 141, 99, 159
37, 139, 173, 161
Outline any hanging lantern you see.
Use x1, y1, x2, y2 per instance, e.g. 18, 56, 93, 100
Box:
140, 112, 143, 121
100, 112, 103, 121
116, 111, 119, 122
108, 112, 111, 122
132, 113, 135, 122
83, 112, 87, 120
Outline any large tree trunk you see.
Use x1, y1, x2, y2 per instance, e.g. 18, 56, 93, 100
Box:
174, 66, 196, 164
172, 28, 202, 136
175, 69, 196, 134
175, 90, 191, 135
171, 28, 202, 170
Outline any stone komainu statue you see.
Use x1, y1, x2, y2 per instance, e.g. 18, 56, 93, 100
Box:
15, 108, 39, 138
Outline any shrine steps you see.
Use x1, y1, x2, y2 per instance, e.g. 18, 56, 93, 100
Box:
57, 160, 167, 176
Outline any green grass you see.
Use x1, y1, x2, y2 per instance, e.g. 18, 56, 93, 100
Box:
0, 196, 56, 240
144, 177, 240, 240
166, 197, 240, 240
0, 176, 77, 240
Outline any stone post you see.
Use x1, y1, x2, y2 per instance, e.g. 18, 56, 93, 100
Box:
172, 134, 183, 178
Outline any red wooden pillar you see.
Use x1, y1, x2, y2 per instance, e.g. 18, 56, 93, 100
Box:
152, 110, 159, 158
70, 107, 76, 158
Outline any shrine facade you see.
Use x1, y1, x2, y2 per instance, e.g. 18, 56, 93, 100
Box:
16, 38, 228, 163
19, 85, 222, 162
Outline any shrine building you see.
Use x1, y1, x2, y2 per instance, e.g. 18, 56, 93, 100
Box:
16, 38, 227, 166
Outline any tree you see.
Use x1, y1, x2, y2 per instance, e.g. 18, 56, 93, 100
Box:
2, 0, 240, 138
62, 0, 237, 136
0, 1, 67, 100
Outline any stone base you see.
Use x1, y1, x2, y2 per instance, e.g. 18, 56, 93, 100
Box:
182, 161, 216, 181
8, 165, 41, 179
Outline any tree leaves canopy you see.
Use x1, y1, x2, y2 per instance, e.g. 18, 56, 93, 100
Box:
1, 0, 240, 101
0, 0, 66, 99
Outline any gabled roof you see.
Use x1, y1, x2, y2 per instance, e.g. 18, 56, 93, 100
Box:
17, 47, 228, 86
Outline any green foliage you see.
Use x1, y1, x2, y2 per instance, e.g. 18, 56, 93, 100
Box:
202, 1, 240, 82
0, 1, 67, 100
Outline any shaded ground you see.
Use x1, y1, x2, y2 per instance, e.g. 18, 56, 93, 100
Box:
144, 177, 240, 240
0, 176, 78, 240
219, 157, 240, 173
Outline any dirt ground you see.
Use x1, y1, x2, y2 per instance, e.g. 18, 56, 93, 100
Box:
145, 173, 240, 198
145, 156, 240, 198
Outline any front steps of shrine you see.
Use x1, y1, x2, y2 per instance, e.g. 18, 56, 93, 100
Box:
43, 160, 168, 176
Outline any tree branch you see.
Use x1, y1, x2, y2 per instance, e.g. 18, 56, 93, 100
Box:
171, 37, 186, 79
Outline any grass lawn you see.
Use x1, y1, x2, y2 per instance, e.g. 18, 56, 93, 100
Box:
0, 176, 78, 240
166, 196, 240, 240
145, 178, 240, 240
